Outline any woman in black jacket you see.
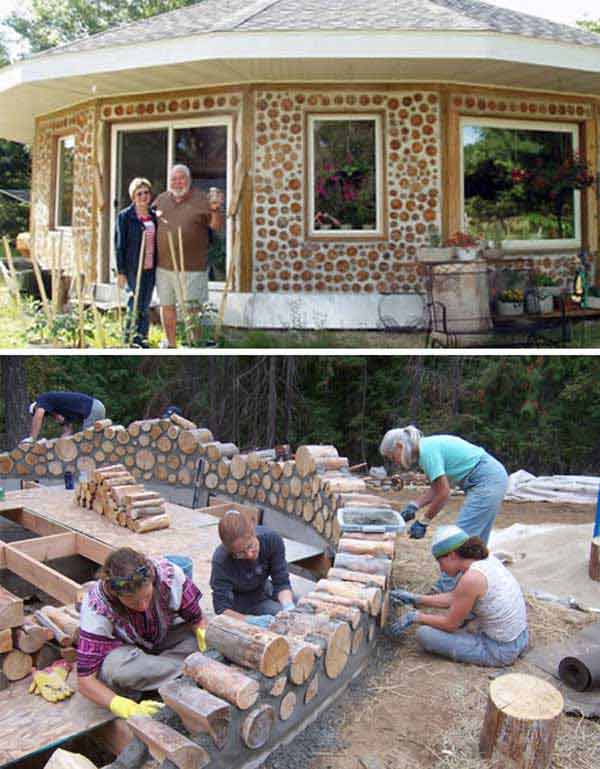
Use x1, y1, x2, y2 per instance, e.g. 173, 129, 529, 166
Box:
114, 177, 157, 347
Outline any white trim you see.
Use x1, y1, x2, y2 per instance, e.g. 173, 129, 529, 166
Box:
54, 134, 75, 229
109, 115, 233, 281
459, 115, 581, 250
307, 113, 383, 238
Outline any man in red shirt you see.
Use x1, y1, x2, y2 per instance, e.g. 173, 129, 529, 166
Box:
154, 165, 224, 347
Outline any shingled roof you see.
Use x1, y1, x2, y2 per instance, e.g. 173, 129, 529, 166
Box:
33, 0, 600, 58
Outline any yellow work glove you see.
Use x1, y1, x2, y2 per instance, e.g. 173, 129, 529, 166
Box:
29, 667, 74, 703
109, 695, 164, 720
195, 627, 207, 652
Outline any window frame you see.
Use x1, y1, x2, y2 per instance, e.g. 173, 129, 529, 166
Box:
306, 112, 385, 240
109, 115, 234, 287
460, 116, 581, 250
54, 134, 76, 229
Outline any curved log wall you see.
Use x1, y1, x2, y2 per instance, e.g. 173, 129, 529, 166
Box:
0, 417, 397, 546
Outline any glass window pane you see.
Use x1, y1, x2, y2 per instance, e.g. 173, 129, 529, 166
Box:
57, 136, 74, 227
174, 126, 228, 281
463, 124, 578, 241
313, 119, 377, 231
116, 129, 168, 212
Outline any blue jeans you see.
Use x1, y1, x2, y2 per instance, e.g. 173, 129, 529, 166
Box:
416, 626, 528, 667
124, 268, 155, 344
435, 452, 508, 592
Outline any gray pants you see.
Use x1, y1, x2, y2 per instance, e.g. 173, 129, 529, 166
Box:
99, 625, 197, 697
83, 399, 106, 429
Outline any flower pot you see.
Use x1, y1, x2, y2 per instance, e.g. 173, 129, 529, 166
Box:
340, 223, 354, 230
482, 248, 504, 260
586, 295, 600, 309
542, 285, 562, 297
456, 247, 479, 261
497, 300, 524, 317
419, 246, 456, 262
362, 223, 375, 230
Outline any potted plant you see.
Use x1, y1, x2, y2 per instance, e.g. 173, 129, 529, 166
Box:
497, 288, 524, 316
587, 286, 600, 310
446, 231, 480, 261
532, 272, 561, 297
419, 225, 456, 262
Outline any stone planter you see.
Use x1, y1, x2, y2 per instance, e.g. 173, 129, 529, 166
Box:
586, 295, 600, 309
456, 247, 479, 261
497, 299, 524, 317
419, 246, 456, 262
482, 248, 504, 260
537, 294, 554, 314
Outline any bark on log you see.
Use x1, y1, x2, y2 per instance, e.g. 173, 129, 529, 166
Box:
230, 454, 248, 480
337, 538, 395, 558
178, 429, 213, 455
351, 626, 364, 654
130, 514, 170, 533
2, 649, 33, 680
182, 652, 259, 710
127, 505, 166, 520
240, 705, 274, 749
295, 445, 338, 477
285, 638, 317, 685
0, 628, 12, 653
589, 537, 600, 581
315, 457, 349, 471
94, 419, 113, 431
279, 691, 297, 721
268, 611, 350, 679
135, 450, 155, 471
316, 579, 382, 616
296, 597, 361, 629
205, 615, 289, 677
327, 567, 387, 590
159, 679, 230, 748
205, 442, 239, 461
479, 673, 563, 769
304, 673, 319, 704
333, 552, 392, 578
115, 487, 154, 504
0, 454, 13, 474
127, 716, 209, 769
309, 590, 370, 614
323, 478, 367, 494
41, 607, 79, 641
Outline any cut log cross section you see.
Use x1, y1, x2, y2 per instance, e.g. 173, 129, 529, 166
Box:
241, 704, 275, 749
479, 673, 563, 769
205, 615, 290, 677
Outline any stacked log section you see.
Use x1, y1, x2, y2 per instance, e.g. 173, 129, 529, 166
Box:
241, 705, 275, 749
327, 567, 387, 590
205, 615, 289, 677
127, 716, 210, 769
296, 598, 361, 629
269, 611, 350, 680
159, 679, 230, 748
315, 579, 382, 616
182, 653, 260, 710
589, 537, 600, 581
333, 552, 392, 579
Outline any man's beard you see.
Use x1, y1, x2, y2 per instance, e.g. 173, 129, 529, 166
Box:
171, 187, 189, 199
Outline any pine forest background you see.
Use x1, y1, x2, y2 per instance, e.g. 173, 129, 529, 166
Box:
1, 355, 599, 477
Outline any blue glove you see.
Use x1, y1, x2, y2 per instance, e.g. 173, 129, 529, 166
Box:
280, 602, 295, 612
246, 614, 274, 629
409, 520, 428, 539
386, 610, 417, 639
400, 502, 419, 523
389, 589, 418, 607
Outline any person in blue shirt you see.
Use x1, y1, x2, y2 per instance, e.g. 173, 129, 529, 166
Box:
27, 391, 106, 441
380, 425, 508, 591
210, 510, 294, 628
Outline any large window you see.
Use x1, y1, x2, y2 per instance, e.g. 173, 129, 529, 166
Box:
55, 135, 75, 227
461, 118, 581, 247
111, 118, 231, 281
308, 114, 382, 237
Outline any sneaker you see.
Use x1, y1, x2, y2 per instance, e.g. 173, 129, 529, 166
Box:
159, 339, 171, 349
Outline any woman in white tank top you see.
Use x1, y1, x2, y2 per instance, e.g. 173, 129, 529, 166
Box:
387, 525, 528, 667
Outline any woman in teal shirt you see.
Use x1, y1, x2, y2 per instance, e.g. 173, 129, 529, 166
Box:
380, 425, 508, 591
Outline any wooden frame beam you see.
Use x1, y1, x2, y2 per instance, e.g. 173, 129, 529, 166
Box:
0, 507, 68, 537
75, 533, 113, 565
4, 547, 81, 605
8, 532, 76, 561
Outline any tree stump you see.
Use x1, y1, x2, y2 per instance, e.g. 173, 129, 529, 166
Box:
479, 673, 563, 769
589, 537, 600, 581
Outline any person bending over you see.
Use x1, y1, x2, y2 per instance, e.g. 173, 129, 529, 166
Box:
77, 548, 207, 719
380, 425, 508, 591
210, 510, 294, 628
28, 391, 106, 441
388, 525, 528, 668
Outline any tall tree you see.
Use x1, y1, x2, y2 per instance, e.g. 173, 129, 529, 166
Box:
6, 0, 201, 53
1, 356, 29, 448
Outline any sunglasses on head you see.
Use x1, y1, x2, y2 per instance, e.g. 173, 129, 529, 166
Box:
107, 565, 150, 593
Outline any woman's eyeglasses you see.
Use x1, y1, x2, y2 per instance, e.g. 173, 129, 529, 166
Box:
107, 565, 150, 592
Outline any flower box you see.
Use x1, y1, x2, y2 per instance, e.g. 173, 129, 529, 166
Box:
586, 295, 600, 310
497, 300, 524, 317
456, 247, 479, 261
419, 246, 456, 262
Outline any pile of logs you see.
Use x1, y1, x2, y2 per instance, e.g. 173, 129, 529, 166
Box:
1, 586, 79, 688
122, 527, 396, 767
76, 464, 170, 533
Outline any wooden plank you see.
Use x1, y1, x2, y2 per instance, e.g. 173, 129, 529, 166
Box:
0, 585, 24, 630
75, 533, 114, 565
4, 547, 81, 605
0, 507, 67, 537
582, 115, 599, 268
239, 86, 254, 292
445, 100, 461, 240
7, 532, 77, 561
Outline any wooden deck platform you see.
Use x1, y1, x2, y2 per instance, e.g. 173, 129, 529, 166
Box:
0, 486, 322, 765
